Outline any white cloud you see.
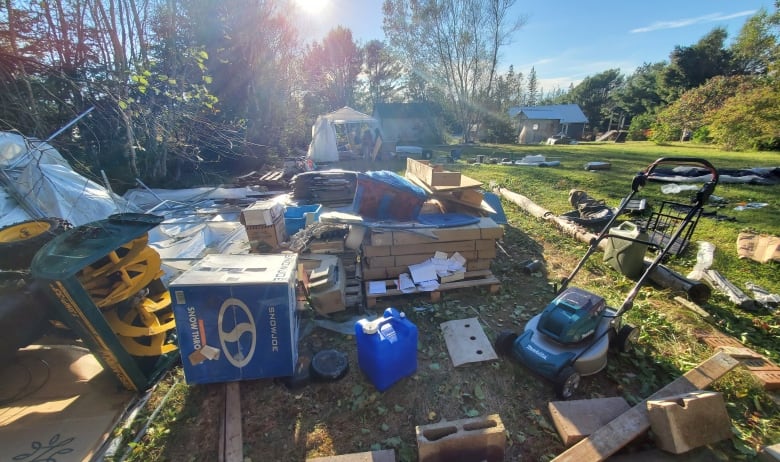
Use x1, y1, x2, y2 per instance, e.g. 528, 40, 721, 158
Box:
631, 10, 757, 33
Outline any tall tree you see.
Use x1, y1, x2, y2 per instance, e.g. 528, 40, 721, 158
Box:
659, 27, 733, 102
526, 66, 538, 106
730, 8, 777, 75
565, 68, 623, 133
383, 0, 525, 142
612, 62, 666, 118
303, 26, 361, 111
360, 39, 404, 108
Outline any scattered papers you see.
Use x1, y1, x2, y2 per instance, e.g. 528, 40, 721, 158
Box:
398, 273, 416, 293
409, 261, 438, 284
368, 281, 387, 295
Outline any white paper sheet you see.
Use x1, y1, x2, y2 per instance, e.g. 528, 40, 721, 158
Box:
368, 281, 387, 295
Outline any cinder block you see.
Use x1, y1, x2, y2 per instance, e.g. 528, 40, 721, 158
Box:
416, 414, 505, 462
759, 443, 780, 462
306, 449, 396, 462
647, 391, 732, 454
548, 397, 631, 447
752, 370, 780, 390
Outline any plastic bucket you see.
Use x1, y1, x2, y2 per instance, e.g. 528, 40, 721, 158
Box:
603, 221, 649, 279
355, 308, 418, 392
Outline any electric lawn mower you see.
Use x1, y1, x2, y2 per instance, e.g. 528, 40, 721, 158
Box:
495, 157, 719, 399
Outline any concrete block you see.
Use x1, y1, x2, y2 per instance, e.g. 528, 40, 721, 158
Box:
306, 449, 396, 462
416, 414, 505, 462
759, 443, 780, 462
548, 397, 631, 447
646, 391, 732, 454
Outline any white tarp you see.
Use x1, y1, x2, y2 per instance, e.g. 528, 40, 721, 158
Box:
306, 116, 339, 163
0, 131, 139, 227
306, 106, 379, 163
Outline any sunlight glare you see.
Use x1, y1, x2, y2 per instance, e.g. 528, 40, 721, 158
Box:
294, 0, 329, 15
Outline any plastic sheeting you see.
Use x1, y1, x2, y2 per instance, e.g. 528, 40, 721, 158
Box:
0, 131, 139, 227
306, 116, 340, 163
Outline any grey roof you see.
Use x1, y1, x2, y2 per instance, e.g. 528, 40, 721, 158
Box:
508, 104, 588, 123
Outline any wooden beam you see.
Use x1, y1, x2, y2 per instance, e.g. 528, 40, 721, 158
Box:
552, 352, 740, 462
220, 382, 243, 462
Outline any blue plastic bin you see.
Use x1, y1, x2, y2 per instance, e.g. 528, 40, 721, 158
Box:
284, 204, 321, 236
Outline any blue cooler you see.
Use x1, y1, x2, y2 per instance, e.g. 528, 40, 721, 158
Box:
355, 308, 418, 391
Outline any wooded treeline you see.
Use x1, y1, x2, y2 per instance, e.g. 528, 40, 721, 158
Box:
1, 0, 778, 191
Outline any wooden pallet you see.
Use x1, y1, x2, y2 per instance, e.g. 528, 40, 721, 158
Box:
364, 269, 500, 307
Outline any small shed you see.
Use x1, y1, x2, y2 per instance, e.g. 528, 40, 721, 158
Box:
372, 103, 443, 145
509, 104, 588, 144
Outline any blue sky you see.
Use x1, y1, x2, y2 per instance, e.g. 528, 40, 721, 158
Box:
289, 0, 775, 91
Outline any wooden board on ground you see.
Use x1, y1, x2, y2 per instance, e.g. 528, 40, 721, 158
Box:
365, 270, 500, 307
440, 317, 498, 366
220, 382, 242, 462
551, 352, 740, 462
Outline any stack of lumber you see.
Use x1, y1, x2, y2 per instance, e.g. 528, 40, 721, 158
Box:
360, 217, 503, 280
290, 171, 357, 207
404, 158, 492, 214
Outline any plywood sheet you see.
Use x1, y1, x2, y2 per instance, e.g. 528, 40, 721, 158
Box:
440, 317, 498, 367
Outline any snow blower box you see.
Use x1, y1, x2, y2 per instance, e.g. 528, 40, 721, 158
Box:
169, 253, 299, 384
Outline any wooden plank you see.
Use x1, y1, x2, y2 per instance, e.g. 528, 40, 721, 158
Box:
674, 296, 713, 323
222, 382, 243, 462
552, 352, 740, 462
365, 270, 500, 307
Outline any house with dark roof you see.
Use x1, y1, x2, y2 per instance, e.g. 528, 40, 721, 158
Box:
508, 104, 588, 144
372, 103, 443, 145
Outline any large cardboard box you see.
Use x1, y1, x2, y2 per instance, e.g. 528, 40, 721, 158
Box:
169, 253, 298, 384
240, 199, 285, 226
245, 214, 287, 252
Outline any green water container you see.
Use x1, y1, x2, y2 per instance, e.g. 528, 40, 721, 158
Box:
603, 221, 649, 279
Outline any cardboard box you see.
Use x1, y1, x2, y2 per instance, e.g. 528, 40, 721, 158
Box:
300, 254, 346, 315
240, 199, 284, 226
406, 158, 462, 187
245, 214, 287, 252
169, 253, 298, 384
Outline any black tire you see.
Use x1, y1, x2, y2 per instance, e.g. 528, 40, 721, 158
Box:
554, 366, 580, 400
615, 324, 640, 352
494, 331, 518, 356
0, 218, 71, 270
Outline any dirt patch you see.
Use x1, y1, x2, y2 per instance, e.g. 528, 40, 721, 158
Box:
158, 224, 659, 462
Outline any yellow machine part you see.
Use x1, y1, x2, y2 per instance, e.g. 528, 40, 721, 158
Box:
0, 220, 52, 242
80, 246, 163, 308
79, 235, 149, 282
76, 234, 178, 357
103, 291, 176, 337
108, 291, 178, 357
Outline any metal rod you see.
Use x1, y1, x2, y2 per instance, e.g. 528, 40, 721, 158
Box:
45, 106, 95, 142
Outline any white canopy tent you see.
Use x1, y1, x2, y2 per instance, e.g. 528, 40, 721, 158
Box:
306, 107, 380, 163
